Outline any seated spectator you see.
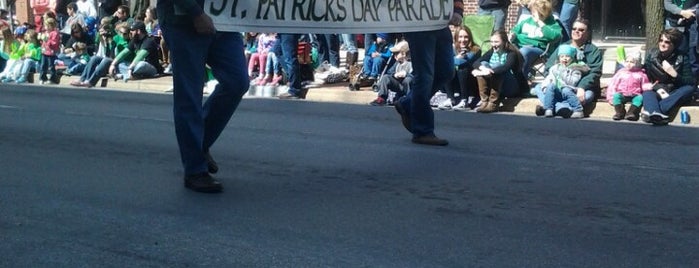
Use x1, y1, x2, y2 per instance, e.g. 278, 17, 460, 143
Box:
511, 0, 562, 78
76, 0, 98, 19
57, 23, 93, 66
249, 32, 275, 83
15, 29, 42, 83
531, 19, 602, 118
243, 32, 258, 65
361, 33, 394, 82
605, 53, 647, 121
1, 26, 20, 71
110, 5, 134, 28
64, 41, 90, 75
472, 30, 528, 113
70, 22, 129, 87
369, 40, 412, 106
0, 27, 23, 82
641, 28, 696, 125
109, 21, 162, 81
538, 44, 589, 119
256, 33, 281, 86
439, 25, 482, 110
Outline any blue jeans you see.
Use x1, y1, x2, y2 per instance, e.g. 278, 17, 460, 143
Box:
265, 52, 281, 75
399, 27, 454, 137
341, 34, 357, 54
533, 84, 594, 112
18, 59, 38, 81
558, 1, 579, 42
642, 85, 695, 114
542, 85, 583, 111
362, 56, 386, 77
162, 27, 249, 175
519, 46, 545, 77
478, 7, 508, 31
80, 56, 113, 86
317, 34, 340, 67
279, 33, 302, 95
118, 61, 158, 80
39, 54, 57, 82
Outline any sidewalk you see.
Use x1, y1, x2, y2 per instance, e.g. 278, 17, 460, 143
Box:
38, 42, 699, 126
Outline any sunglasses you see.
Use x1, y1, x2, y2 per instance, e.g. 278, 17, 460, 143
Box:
659, 39, 673, 45
572, 27, 586, 32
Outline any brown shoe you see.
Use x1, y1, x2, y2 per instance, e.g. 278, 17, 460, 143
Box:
394, 99, 411, 132
412, 134, 448, 146
184, 172, 223, 193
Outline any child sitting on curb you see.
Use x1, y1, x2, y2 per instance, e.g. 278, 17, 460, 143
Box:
605, 52, 647, 121
540, 44, 589, 118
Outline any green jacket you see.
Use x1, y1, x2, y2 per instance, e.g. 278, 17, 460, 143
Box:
512, 16, 563, 50
24, 43, 43, 61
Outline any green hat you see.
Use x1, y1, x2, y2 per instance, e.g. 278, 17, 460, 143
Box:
558, 44, 577, 58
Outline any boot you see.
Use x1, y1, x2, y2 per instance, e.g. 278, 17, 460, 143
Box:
476, 77, 489, 106
479, 82, 501, 113
346, 52, 358, 69
612, 104, 626, 120
625, 105, 640, 121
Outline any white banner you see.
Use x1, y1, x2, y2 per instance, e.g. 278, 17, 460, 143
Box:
205, 0, 453, 34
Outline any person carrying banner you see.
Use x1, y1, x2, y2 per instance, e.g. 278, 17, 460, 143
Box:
394, 0, 464, 146
157, 0, 249, 193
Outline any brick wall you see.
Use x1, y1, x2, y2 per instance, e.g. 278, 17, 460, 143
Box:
463, 0, 523, 31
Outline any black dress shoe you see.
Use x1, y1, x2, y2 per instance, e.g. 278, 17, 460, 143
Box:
412, 135, 449, 146
204, 152, 218, 174
184, 173, 223, 193
394, 99, 411, 132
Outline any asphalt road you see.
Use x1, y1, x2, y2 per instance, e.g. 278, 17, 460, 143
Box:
1, 85, 698, 267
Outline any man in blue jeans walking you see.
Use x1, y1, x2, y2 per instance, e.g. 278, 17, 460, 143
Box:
157, 0, 249, 193
394, 0, 464, 146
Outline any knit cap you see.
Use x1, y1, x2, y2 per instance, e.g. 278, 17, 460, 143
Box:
376, 33, 390, 40
557, 44, 577, 58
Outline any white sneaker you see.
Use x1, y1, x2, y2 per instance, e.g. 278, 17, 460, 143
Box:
570, 111, 585, 119
438, 98, 453, 110
453, 99, 468, 111
544, 109, 554, 117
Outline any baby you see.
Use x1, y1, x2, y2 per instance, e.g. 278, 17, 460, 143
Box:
605, 53, 648, 121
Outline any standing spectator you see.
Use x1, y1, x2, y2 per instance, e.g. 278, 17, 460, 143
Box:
76, 0, 98, 19
158, 0, 250, 193
129, 0, 148, 21
39, 17, 61, 84
478, 0, 511, 32
342, 33, 359, 68
60, 3, 86, 44
316, 33, 341, 68
511, 0, 563, 79
439, 25, 482, 110
664, 0, 699, 75
277, 33, 306, 99
641, 28, 696, 125
555, 0, 580, 41
471, 30, 527, 113
393, 0, 464, 146
30, 0, 55, 32
99, 0, 122, 19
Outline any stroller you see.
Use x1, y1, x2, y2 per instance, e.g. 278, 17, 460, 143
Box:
348, 55, 393, 91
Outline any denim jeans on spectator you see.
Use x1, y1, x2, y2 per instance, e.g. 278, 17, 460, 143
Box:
558, 1, 579, 42
18, 59, 38, 81
162, 27, 249, 175
363, 56, 386, 77
341, 34, 357, 54
519, 45, 545, 78
641, 85, 695, 114
533, 84, 594, 112
543, 85, 583, 111
317, 34, 340, 67
398, 27, 454, 137
265, 52, 281, 75
118, 61, 158, 80
39, 54, 57, 82
279, 33, 303, 95
80, 56, 113, 86
478, 7, 508, 31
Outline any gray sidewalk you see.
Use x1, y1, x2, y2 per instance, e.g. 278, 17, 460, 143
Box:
36, 41, 699, 126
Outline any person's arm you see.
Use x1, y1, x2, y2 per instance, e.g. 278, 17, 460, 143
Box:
472, 50, 493, 69
380, 45, 393, 59
665, 0, 683, 15
490, 51, 518, 75
576, 45, 602, 91
541, 18, 563, 42
677, 55, 696, 86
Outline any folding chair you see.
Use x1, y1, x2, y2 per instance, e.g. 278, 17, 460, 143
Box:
462, 14, 495, 52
